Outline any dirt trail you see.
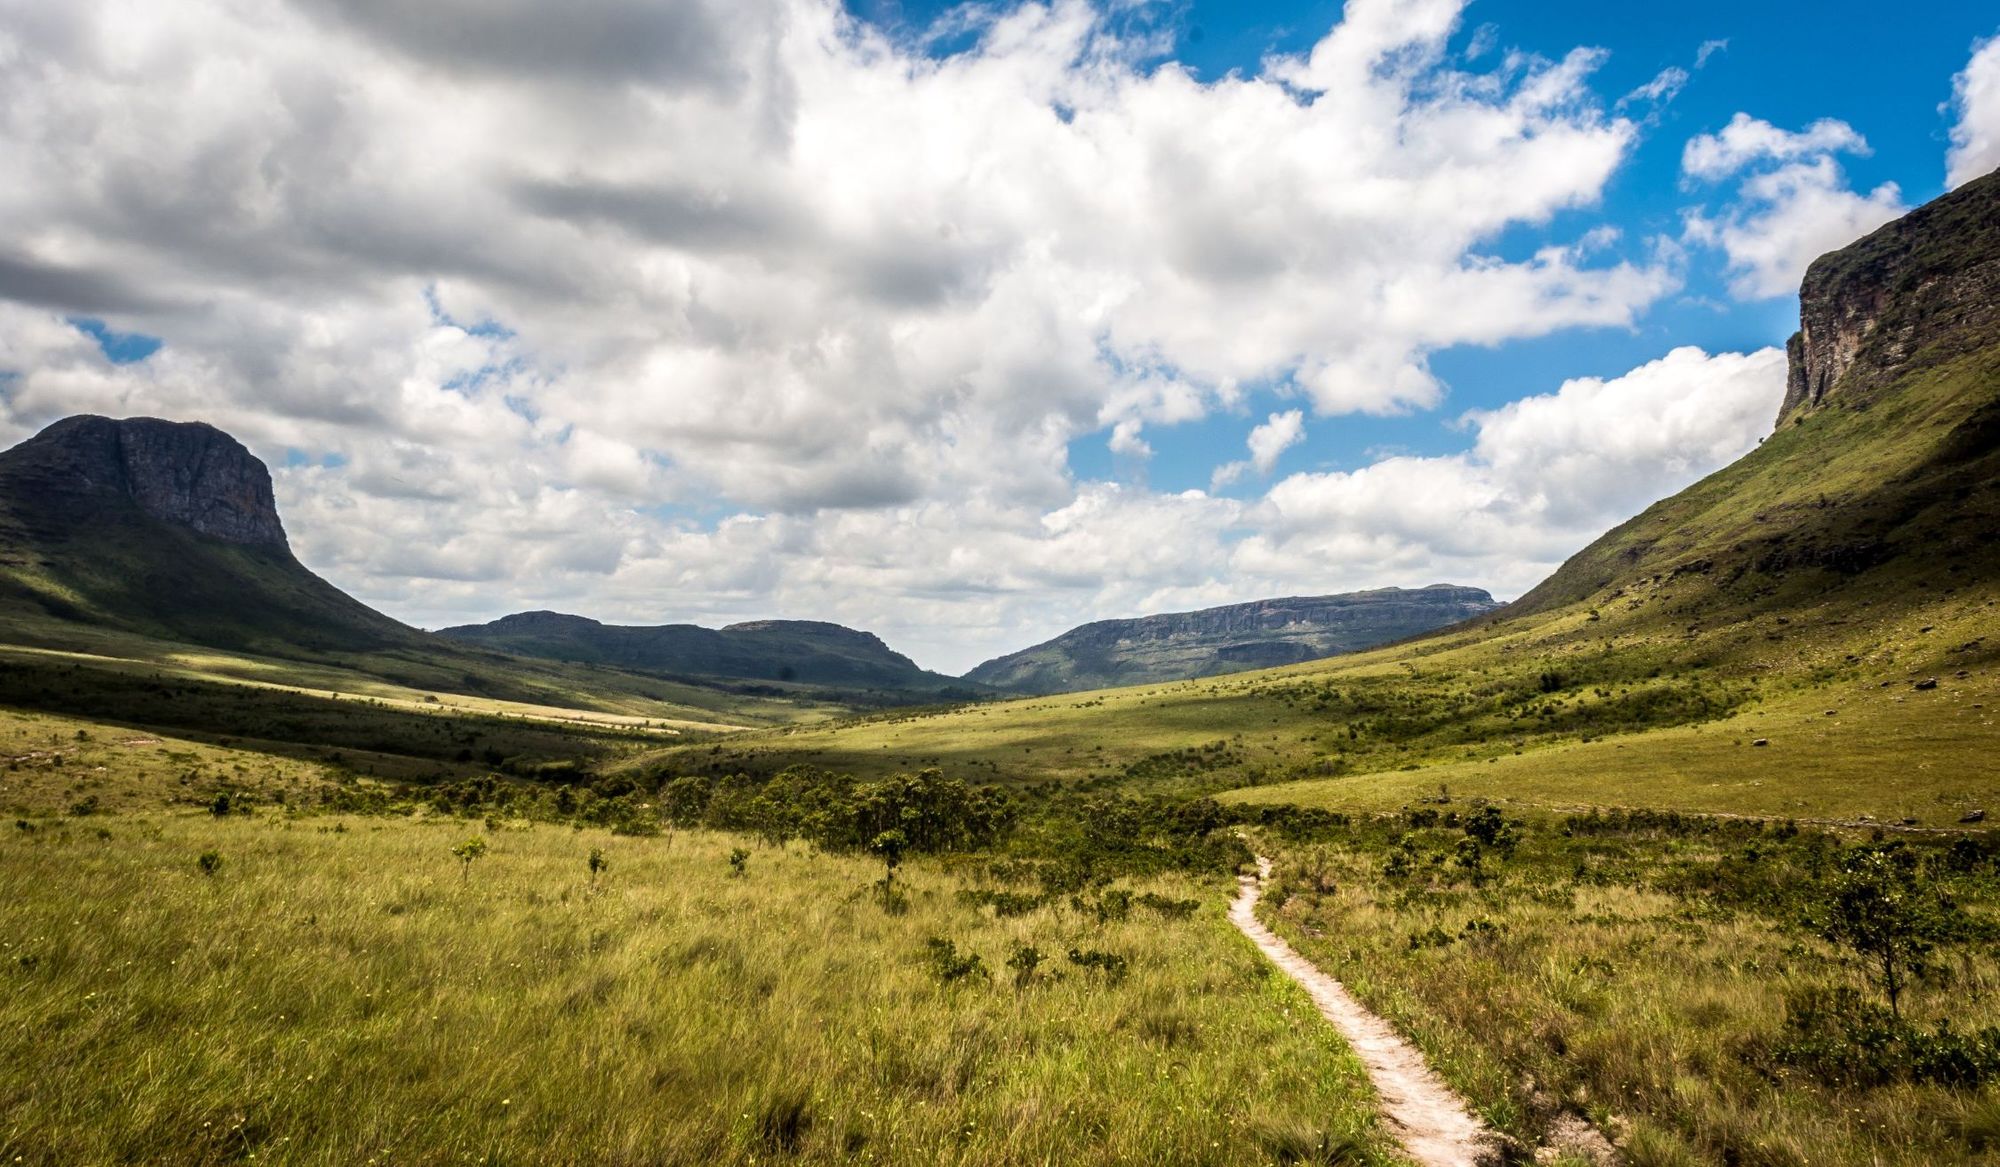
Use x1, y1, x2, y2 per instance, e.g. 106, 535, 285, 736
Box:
1230, 856, 1502, 1167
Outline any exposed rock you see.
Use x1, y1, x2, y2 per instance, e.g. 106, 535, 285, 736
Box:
962, 585, 1500, 694
1779, 168, 2000, 424
1, 415, 286, 546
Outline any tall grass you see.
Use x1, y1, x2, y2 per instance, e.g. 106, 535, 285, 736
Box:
0, 814, 1398, 1165
1258, 816, 2000, 1166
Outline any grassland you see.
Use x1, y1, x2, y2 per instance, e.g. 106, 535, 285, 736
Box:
1249, 812, 2000, 1166
0, 810, 1405, 1166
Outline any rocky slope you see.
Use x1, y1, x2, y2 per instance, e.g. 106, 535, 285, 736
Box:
1512, 167, 2000, 620
1779, 168, 2000, 423
962, 585, 1499, 694
438, 610, 976, 695
0, 415, 415, 653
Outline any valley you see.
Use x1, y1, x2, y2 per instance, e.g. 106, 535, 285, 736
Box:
0, 91, 1997, 1167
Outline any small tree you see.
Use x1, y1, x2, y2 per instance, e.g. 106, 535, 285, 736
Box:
451, 836, 488, 883
1813, 847, 1966, 1018
588, 847, 608, 885
728, 847, 750, 877
196, 850, 224, 877
869, 829, 907, 885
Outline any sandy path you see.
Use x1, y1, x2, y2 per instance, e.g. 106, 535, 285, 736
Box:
1230, 857, 1501, 1167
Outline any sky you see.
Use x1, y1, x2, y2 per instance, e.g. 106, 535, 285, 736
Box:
0, 0, 1996, 674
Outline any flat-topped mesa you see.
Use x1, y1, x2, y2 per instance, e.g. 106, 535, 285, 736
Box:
1780, 167, 2000, 425
7, 415, 288, 547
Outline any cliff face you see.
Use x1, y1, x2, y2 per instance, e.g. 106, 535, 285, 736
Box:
1779, 168, 2000, 424
0, 415, 287, 546
963, 585, 1499, 694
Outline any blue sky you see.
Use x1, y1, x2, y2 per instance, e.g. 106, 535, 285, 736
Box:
6, 0, 1998, 669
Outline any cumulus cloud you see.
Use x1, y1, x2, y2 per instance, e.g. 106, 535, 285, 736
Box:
0, 0, 1726, 669
1681, 115, 1904, 299
1948, 35, 2000, 189
1212, 410, 1306, 487
1246, 346, 1788, 597
1682, 113, 1868, 180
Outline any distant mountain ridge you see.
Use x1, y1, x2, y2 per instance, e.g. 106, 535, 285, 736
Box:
0, 415, 964, 714
962, 585, 1500, 694
437, 609, 979, 695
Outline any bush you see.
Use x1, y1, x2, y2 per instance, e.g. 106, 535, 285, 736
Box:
1067, 947, 1129, 982
1759, 985, 2000, 1088
924, 937, 987, 984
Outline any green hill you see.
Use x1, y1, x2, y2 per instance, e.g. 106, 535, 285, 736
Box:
959, 585, 1499, 694
438, 610, 988, 699
639, 170, 2000, 820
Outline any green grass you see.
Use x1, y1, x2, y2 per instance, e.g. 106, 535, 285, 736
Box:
1250, 813, 2000, 1166
0, 812, 1403, 1166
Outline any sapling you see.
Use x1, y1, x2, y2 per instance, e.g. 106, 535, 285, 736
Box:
197, 850, 223, 876
451, 836, 488, 883
728, 847, 749, 877
588, 847, 607, 885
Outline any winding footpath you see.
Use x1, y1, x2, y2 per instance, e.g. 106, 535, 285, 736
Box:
1230, 857, 1502, 1167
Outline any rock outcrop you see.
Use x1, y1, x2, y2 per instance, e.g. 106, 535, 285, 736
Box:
1779, 168, 2000, 424
1, 415, 287, 546
962, 585, 1500, 694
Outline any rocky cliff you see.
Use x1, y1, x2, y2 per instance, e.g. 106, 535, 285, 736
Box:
0, 415, 287, 546
1779, 168, 2000, 424
963, 585, 1499, 694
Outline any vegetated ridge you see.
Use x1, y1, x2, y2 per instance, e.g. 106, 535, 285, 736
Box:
961, 585, 1500, 694
438, 609, 985, 697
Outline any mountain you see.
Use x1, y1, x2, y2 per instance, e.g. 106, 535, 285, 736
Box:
961, 585, 1500, 694
1507, 165, 2000, 624
0, 416, 882, 725
0, 415, 420, 655
437, 609, 979, 695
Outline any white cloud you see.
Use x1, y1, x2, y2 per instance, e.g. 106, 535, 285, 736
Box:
1948, 34, 2000, 189
1682, 113, 1869, 181
1247, 345, 1788, 597
1213, 409, 1305, 487
0, 0, 1710, 670
1680, 114, 1904, 300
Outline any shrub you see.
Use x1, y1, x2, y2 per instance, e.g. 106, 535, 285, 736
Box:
196, 850, 223, 877
1760, 984, 2000, 1088
1006, 942, 1044, 986
924, 937, 987, 984
728, 847, 750, 877
1067, 947, 1129, 983
451, 837, 488, 882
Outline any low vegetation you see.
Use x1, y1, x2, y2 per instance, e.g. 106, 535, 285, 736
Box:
1252, 805, 2000, 1165
0, 810, 1401, 1166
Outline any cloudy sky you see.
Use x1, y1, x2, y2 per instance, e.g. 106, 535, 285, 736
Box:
1, 0, 1996, 673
